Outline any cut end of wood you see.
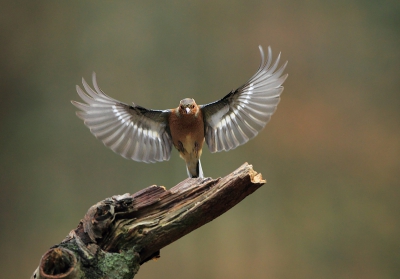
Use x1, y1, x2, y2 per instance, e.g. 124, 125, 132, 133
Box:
36, 248, 78, 279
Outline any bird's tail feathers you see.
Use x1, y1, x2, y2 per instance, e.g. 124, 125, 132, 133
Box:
197, 159, 204, 178
186, 159, 204, 178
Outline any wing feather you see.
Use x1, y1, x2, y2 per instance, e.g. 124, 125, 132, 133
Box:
201, 46, 287, 152
71, 72, 172, 163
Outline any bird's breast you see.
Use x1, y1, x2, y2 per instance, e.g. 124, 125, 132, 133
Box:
169, 113, 205, 151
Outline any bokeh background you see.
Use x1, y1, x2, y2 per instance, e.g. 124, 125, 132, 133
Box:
1, 1, 399, 278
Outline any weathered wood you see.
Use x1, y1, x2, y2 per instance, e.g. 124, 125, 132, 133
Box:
31, 163, 265, 279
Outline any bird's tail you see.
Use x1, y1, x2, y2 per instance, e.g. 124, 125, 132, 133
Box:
186, 159, 204, 178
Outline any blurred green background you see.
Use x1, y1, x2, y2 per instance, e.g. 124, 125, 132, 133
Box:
1, 1, 399, 278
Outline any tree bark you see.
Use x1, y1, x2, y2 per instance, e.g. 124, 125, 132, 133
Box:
31, 163, 265, 279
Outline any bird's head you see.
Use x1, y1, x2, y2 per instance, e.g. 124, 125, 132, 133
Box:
178, 98, 199, 115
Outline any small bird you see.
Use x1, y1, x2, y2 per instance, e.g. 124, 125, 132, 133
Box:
72, 46, 287, 178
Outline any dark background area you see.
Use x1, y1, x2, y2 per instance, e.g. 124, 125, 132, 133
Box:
1, 1, 399, 278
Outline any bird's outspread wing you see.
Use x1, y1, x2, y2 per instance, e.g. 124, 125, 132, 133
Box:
200, 46, 288, 153
71, 73, 173, 163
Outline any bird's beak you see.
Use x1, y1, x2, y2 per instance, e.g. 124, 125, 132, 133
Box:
185, 107, 190, 114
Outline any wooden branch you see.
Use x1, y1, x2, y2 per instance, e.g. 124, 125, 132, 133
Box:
31, 163, 265, 279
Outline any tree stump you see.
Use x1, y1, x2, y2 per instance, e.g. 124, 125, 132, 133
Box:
31, 163, 265, 279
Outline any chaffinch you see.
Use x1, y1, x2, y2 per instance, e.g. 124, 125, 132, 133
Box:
72, 46, 287, 178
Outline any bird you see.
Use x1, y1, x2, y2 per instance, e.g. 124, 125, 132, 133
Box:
71, 46, 287, 178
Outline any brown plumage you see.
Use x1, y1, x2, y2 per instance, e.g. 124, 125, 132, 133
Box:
169, 98, 205, 177
71, 46, 288, 178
